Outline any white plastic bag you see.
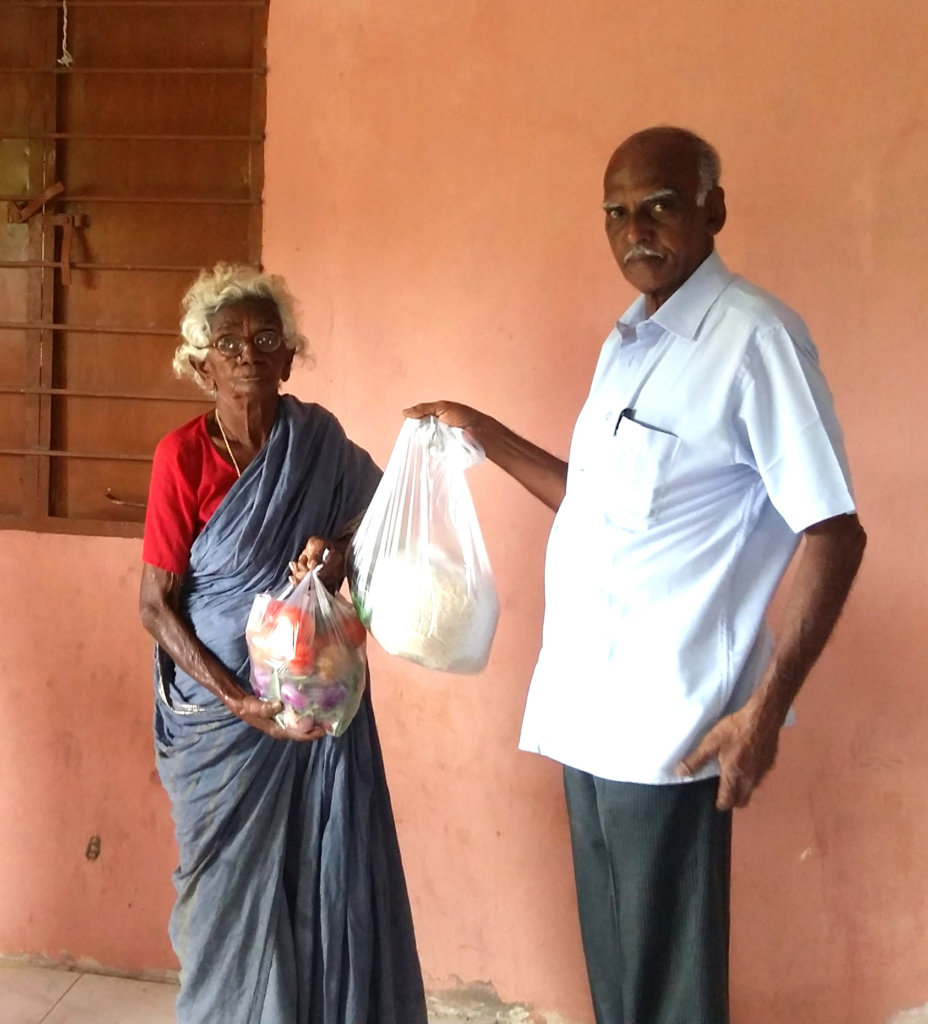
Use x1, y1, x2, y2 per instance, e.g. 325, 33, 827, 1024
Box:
245, 568, 368, 736
349, 415, 499, 673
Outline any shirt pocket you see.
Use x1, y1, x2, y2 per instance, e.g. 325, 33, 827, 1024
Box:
605, 415, 680, 529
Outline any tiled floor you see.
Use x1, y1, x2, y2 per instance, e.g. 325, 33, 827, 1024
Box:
1, 964, 178, 1024
0, 961, 515, 1024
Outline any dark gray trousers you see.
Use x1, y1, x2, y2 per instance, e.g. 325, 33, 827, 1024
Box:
563, 768, 732, 1024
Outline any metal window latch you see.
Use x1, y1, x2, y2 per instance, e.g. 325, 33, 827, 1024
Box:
6, 181, 86, 286
49, 213, 87, 286
6, 181, 65, 223
105, 489, 147, 510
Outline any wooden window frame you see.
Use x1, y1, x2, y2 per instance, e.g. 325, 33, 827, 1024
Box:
0, 0, 268, 538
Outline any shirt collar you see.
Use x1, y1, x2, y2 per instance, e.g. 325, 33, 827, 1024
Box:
617, 250, 732, 342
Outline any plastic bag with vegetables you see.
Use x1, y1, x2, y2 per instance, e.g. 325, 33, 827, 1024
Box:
348, 415, 499, 674
245, 567, 367, 736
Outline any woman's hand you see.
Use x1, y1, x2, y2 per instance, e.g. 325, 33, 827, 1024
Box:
223, 687, 327, 742
289, 535, 349, 592
140, 564, 326, 742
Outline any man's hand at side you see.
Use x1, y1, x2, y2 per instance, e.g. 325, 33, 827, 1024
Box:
676, 512, 866, 810
675, 705, 781, 810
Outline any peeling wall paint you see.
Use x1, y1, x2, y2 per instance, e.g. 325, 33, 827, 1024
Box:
887, 1005, 928, 1024
427, 982, 585, 1024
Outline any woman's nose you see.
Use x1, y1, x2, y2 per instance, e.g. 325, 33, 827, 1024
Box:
236, 337, 262, 362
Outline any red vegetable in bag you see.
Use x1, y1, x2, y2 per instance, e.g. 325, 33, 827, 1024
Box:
245, 568, 368, 737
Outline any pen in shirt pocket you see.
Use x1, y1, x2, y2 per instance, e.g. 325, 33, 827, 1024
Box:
614, 407, 634, 435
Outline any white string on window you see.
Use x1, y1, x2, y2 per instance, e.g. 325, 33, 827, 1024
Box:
58, 0, 74, 68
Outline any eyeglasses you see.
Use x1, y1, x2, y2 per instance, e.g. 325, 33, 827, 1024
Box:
211, 329, 285, 358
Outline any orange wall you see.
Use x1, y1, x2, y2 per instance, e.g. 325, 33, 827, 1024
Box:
0, 534, 177, 973
2, 3, 927, 1023
262, 3, 928, 1022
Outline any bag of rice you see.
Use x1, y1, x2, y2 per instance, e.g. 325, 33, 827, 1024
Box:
349, 415, 499, 673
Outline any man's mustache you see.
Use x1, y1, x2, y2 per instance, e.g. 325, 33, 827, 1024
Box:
624, 245, 664, 264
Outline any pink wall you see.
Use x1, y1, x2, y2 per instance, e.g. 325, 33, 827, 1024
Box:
262, 3, 928, 1022
0, 534, 177, 973
1, 3, 926, 1023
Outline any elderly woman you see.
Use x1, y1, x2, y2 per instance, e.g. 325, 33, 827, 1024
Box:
139, 263, 427, 1024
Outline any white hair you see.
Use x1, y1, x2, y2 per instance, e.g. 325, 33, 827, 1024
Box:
173, 262, 310, 389
693, 135, 722, 207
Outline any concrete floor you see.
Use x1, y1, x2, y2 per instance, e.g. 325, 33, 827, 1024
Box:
10, 959, 927, 1024
0, 960, 543, 1024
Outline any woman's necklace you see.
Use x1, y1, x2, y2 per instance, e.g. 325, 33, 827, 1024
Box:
214, 412, 242, 479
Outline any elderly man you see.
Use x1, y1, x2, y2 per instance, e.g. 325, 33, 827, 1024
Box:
406, 125, 865, 1024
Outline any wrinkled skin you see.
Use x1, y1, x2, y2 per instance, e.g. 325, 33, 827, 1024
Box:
140, 296, 333, 742
602, 129, 726, 315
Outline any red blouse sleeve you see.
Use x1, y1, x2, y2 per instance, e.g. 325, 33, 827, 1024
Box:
142, 417, 237, 574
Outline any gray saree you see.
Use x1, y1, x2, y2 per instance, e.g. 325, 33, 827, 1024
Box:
152, 396, 427, 1024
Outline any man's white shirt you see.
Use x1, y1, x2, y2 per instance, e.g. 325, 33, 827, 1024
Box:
518, 251, 856, 783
